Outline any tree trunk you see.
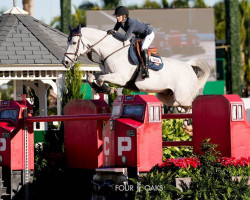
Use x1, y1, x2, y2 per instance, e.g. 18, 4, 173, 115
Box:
60, 0, 72, 34
22, 0, 34, 16
225, 0, 242, 95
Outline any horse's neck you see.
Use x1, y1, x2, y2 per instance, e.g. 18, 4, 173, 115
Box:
82, 28, 125, 56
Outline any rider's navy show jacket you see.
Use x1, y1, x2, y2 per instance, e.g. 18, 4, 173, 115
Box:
113, 17, 153, 41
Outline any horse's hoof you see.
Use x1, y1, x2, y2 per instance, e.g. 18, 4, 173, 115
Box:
97, 75, 105, 86
87, 72, 95, 83
97, 79, 104, 87
97, 81, 103, 87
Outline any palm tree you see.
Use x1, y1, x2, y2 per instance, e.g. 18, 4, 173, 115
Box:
142, 0, 161, 9
162, 0, 169, 8
50, 6, 86, 31
79, 1, 99, 10
214, 2, 226, 40
194, 0, 207, 8
170, 0, 189, 8
103, 0, 121, 9
71, 5, 86, 27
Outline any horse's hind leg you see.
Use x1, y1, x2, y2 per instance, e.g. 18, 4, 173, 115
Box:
157, 90, 180, 107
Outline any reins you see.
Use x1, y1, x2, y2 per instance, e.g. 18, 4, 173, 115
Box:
87, 43, 130, 65
87, 34, 108, 50
103, 43, 130, 63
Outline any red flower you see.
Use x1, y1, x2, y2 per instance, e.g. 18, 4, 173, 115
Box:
161, 157, 201, 169
218, 157, 250, 167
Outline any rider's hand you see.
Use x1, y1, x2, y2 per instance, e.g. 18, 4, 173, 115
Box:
107, 29, 116, 35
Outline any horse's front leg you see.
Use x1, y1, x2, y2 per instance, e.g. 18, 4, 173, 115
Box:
97, 73, 128, 87
87, 72, 116, 94
86, 72, 96, 84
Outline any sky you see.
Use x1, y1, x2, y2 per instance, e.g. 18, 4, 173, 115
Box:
1, 0, 220, 25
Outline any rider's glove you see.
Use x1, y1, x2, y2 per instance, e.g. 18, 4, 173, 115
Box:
107, 29, 116, 35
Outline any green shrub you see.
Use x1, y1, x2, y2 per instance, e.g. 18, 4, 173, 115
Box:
134, 139, 250, 200
162, 119, 193, 159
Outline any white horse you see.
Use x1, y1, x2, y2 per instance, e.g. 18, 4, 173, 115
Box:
62, 25, 210, 110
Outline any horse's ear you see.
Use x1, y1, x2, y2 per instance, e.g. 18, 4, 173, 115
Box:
78, 24, 81, 32
69, 25, 73, 33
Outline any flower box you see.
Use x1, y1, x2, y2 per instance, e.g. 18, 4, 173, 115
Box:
232, 176, 250, 185
175, 177, 191, 192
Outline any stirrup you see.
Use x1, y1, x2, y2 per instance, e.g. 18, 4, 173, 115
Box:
141, 49, 149, 79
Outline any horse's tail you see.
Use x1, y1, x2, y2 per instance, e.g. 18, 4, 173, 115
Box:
187, 58, 211, 98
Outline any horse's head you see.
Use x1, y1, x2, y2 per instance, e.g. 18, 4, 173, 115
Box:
62, 24, 88, 68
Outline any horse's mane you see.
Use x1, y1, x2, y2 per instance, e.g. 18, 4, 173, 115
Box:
82, 27, 106, 35
81, 27, 126, 47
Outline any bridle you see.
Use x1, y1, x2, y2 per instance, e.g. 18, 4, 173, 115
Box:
64, 33, 130, 66
64, 33, 84, 63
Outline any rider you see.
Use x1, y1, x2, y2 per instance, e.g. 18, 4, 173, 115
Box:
107, 6, 155, 79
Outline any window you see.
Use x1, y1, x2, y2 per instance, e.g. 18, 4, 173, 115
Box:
238, 105, 243, 119
155, 106, 160, 121
149, 106, 154, 121
0, 109, 18, 122
149, 105, 161, 122
123, 105, 144, 120
231, 104, 244, 121
232, 105, 237, 120
112, 105, 121, 117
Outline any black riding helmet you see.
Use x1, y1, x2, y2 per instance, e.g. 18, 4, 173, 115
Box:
114, 6, 129, 16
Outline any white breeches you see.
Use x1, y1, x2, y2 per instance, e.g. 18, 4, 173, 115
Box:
141, 31, 155, 50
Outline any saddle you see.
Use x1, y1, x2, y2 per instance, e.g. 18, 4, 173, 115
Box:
129, 37, 163, 71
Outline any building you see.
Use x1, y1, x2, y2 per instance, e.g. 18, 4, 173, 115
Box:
0, 6, 99, 132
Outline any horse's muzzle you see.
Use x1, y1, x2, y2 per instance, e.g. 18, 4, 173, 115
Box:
62, 59, 70, 68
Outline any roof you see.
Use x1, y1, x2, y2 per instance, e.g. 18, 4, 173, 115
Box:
224, 94, 243, 103
3, 6, 29, 15
0, 7, 94, 66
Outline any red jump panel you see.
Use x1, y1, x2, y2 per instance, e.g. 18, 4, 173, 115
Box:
193, 95, 250, 158
64, 99, 110, 169
0, 100, 34, 170
103, 95, 163, 172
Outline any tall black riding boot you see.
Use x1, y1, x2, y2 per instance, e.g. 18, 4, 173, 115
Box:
142, 49, 149, 79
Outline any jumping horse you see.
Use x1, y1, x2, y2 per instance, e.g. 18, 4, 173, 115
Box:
62, 24, 210, 111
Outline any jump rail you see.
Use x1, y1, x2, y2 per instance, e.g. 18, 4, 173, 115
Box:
25, 113, 111, 123
162, 113, 192, 119
26, 113, 192, 123
26, 113, 193, 147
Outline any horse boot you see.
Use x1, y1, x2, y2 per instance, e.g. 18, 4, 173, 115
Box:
89, 82, 104, 93
100, 83, 111, 94
141, 49, 149, 79
89, 82, 111, 94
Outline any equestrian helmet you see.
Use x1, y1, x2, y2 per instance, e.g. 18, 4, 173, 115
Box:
114, 6, 129, 16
